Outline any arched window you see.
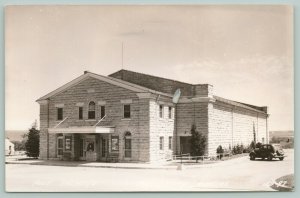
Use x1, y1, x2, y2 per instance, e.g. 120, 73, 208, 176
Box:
125, 131, 131, 137
124, 131, 132, 158
88, 101, 96, 119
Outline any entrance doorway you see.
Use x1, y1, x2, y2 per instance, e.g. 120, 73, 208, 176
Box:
180, 136, 191, 154
79, 135, 97, 161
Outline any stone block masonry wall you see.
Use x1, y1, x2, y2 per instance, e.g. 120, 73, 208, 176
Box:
175, 102, 209, 155
39, 76, 151, 162
208, 101, 268, 156
39, 103, 49, 160
149, 100, 174, 162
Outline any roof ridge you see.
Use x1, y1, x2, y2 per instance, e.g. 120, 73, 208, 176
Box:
110, 69, 197, 86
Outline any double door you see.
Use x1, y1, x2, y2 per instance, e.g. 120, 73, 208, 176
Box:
79, 137, 96, 161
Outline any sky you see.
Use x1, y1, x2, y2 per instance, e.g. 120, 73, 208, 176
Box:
5, 5, 293, 131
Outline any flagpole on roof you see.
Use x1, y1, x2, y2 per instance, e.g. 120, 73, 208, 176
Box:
122, 42, 124, 70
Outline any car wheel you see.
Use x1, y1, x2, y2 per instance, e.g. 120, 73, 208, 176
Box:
250, 154, 255, 161
279, 157, 284, 161
267, 155, 273, 161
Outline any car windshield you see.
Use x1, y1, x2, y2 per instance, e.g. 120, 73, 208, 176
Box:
272, 144, 283, 151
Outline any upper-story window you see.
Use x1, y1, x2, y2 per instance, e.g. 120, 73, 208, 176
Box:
88, 101, 96, 119
168, 107, 172, 119
78, 107, 83, 120
159, 105, 164, 118
100, 106, 105, 119
123, 104, 131, 118
57, 108, 63, 120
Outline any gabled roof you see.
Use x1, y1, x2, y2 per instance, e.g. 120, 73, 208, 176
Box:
36, 71, 172, 102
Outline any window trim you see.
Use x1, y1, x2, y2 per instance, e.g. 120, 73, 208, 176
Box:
123, 104, 131, 119
57, 107, 63, 121
78, 106, 83, 120
159, 105, 164, 118
168, 106, 172, 119
100, 105, 106, 119
88, 101, 96, 120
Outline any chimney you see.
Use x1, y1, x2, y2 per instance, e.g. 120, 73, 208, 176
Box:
84, 70, 89, 74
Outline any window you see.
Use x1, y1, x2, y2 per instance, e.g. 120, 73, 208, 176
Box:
169, 136, 172, 150
159, 105, 164, 118
78, 107, 83, 120
111, 136, 119, 151
57, 136, 63, 156
65, 136, 72, 151
159, 136, 164, 150
124, 131, 132, 158
100, 106, 105, 119
123, 104, 131, 118
168, 107, 172, 119
88, 101, 96, 119
57, 108, 63, 120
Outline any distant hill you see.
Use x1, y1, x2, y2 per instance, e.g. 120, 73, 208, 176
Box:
5, 130, 27, 142
269, 130, 294, 138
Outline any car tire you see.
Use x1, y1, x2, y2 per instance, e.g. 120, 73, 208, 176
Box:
250, 154, 255, 161
279, 157, 284, 161
267, 155, 273, 161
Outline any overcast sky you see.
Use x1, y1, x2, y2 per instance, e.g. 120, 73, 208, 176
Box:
5, 5, 293, 131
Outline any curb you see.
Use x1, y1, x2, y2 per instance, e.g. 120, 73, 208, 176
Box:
5, 155, 249, 170
5, 161, 176, 170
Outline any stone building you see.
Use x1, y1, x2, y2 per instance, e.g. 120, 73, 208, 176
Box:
36, 70, 269, 162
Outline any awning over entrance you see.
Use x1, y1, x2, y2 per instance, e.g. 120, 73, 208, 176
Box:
48, 126, 115, 134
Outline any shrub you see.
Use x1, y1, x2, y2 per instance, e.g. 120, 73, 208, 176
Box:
243, 144, 251, 153
216, 145, 224, 159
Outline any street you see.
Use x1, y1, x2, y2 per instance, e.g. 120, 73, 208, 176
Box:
5, 149, 294, 192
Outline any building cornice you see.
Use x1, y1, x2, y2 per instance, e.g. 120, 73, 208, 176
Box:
37, 99, 49, 105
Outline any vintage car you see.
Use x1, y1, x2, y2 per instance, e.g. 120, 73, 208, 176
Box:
249, 144, 285, 161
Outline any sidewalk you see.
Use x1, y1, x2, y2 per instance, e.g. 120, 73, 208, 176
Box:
5, 155, 249, 170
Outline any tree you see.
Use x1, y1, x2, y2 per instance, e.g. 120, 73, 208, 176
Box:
25, 126, 40, 157
190, 124, 206, 157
